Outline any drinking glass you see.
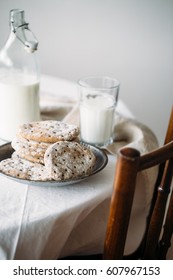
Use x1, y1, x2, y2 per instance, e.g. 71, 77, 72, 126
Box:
78, 76, 120, 147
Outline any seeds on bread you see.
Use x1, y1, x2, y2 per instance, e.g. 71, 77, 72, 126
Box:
0, 157, 50, 181
44, 141, 96, 181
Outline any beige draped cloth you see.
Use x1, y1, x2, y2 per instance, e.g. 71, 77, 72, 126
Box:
1, 78, 172, 259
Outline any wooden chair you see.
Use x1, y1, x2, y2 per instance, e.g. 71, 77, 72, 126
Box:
104, 106, 173, 260
62, 106, 173, 260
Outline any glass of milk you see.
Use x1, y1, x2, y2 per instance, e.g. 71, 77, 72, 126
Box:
78, 76, 119, 147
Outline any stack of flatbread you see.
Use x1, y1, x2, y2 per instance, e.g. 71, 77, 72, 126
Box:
0, 120, 96, 181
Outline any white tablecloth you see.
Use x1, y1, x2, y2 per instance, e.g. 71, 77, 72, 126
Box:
0, 75, 164, 260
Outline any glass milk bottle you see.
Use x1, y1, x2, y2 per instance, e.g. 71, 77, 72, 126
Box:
0, 9, 40, 141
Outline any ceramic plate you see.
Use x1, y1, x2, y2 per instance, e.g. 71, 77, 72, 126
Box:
0, 142, 108, 187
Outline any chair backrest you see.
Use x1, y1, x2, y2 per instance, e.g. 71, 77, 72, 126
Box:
103, 106, 173, 260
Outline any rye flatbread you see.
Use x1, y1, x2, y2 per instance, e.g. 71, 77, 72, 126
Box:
18, 120, 79, 143
44, 141, 96, 181
12, 135, 51, 150
0, 156, 50, 181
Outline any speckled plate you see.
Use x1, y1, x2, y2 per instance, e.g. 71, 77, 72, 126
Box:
0, 142, 108, 187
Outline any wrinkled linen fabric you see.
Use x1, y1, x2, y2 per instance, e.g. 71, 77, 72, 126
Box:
0, 78, 162, 259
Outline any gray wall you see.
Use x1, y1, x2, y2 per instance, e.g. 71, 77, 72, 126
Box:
0, 0, 172, 144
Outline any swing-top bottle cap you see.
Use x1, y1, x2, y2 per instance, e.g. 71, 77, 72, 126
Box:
10, 9, 25, 29
10, 9, 38, 52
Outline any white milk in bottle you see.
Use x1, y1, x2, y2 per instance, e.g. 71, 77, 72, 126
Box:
0, 74, 40, 141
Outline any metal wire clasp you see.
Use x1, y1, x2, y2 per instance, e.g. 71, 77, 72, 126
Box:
11, 21, 38, 52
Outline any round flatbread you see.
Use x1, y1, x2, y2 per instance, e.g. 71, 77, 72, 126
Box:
18, 120, 79, 143
0, 156, 50, 181
44, 141, 96, 181
12, 135, 51, 150
14, 150, 44, 164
